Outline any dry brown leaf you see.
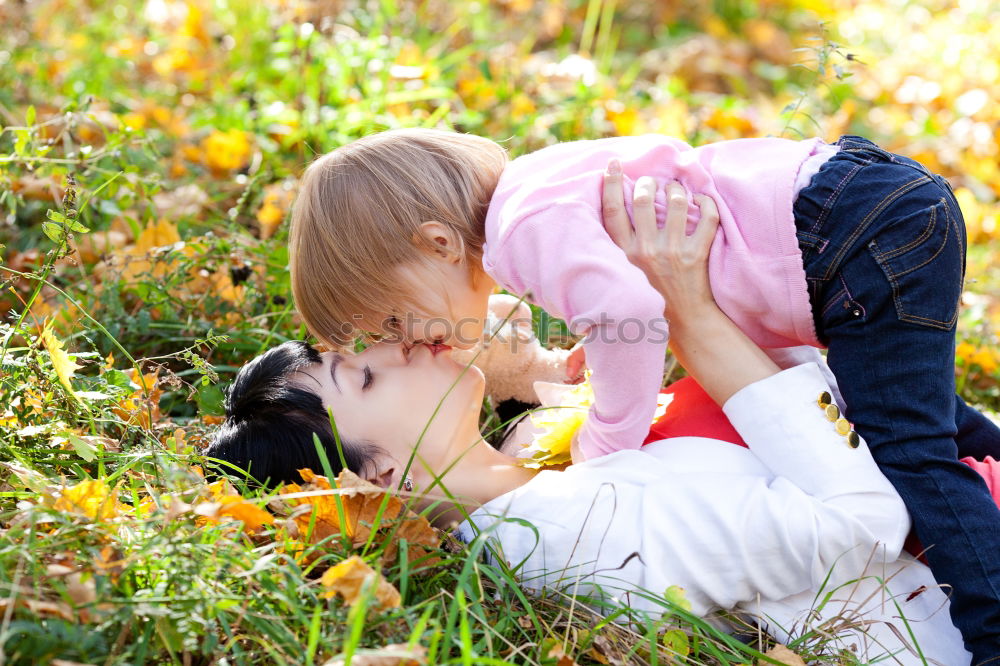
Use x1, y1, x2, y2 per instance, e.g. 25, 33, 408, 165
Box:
153, 183, 208, 219
585, 634, 622, 665
322, 643, 426, 666
0, 597, 77, 622
73, 230, 128, 263
10, 175, 63, 201
45, 566, 97, 607
546, 644, 579, 666
281, 469, 439, 563
94, 545, 125, 582
319, 555, 401, 610
759, 644, 807, 666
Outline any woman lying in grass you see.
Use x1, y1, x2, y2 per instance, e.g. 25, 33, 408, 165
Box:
208, 187, 973, 664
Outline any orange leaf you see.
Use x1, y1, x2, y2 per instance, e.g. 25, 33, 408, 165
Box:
113, 368, 162, 428
195, 495, 275, 533
281, 469, 439, 563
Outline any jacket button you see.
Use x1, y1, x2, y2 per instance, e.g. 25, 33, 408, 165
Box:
835, 418, 851, 435
847, 431, 861, 448
825, 404, 840, 421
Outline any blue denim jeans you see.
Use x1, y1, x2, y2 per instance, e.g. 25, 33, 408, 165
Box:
794, 135, 1000, 663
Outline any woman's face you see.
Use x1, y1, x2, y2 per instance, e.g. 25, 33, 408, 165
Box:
295, 341, 486, 483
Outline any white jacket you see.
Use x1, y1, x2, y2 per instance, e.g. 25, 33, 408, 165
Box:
456, 364, 969, 665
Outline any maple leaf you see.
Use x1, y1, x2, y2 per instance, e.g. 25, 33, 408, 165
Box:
319, 555, 401, 611
281, 469, 439, 564
39, 320, 80, 399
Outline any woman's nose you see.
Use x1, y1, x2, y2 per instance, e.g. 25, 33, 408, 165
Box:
368, 340, 411, 365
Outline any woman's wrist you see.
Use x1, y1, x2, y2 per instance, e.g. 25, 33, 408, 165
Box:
665, 301, 725, 338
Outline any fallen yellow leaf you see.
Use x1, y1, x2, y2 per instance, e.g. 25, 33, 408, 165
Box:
320, 555, 401, 610
47, 478, 128, 522
39, 320, 80, 399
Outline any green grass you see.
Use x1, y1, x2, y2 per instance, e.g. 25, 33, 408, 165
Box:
0, 0, 996, 663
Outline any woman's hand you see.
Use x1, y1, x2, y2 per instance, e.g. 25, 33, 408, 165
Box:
600, 160, 780, 405
600, 159, 720, 328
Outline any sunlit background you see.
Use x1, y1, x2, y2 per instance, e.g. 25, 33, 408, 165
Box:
1, 2, 999, 663
2, 0, 998, 405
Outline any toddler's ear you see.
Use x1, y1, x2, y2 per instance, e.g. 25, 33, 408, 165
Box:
416, 221, 463, 261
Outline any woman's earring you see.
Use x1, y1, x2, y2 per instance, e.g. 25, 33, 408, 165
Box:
403, 476, 414, 492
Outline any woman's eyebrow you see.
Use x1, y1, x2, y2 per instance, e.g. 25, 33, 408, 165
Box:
329, 354, 343, 393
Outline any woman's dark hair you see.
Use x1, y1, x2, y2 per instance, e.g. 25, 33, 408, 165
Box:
205, 340, 378, 487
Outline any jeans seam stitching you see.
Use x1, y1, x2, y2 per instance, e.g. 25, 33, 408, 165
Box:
821, 175, 932, 281
813, 163, 864, 232
878, 199, 940, 260
896, 201, 951, 276
922, 461, 1000, 625
820, 285, 848, 318
878, 260, 958, 329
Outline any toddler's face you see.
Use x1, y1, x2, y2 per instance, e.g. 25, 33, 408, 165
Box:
370, 258, 494, 351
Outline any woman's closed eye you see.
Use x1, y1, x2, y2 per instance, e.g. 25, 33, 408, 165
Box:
362, 365, 374, 391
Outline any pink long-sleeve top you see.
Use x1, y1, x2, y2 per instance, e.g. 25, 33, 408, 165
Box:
482, 134, 830, 460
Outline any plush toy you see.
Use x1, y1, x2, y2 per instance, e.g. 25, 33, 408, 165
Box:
450, 294, 574, 405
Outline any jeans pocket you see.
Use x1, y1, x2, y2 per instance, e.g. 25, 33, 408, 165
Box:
867, 197, 964, 330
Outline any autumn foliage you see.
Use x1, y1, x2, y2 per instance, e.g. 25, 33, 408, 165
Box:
1, 0, 998, 663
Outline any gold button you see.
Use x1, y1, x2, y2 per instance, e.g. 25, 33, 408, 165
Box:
847, 431, 860, 448
817, 391, 832, 407
835, 418, 851, 435
825, 404, 840, 421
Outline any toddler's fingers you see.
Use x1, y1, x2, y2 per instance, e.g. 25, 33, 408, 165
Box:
602, 159, 631, 248
565, 344, 586, 381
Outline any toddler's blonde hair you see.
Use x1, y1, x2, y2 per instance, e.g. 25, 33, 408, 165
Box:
289, 128, 508, 349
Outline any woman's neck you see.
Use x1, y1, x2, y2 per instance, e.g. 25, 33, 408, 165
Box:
417, 412, 537, 528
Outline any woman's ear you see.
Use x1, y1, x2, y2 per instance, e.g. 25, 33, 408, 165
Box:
364, 461, 398, 489
416, 221, 463, 262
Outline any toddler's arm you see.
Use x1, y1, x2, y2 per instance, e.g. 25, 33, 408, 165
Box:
488, 204, 668, 460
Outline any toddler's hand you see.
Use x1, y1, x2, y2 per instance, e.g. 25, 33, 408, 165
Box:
565, 343, 586, 383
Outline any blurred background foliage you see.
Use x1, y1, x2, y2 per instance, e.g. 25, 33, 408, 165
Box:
2, 0, 999, 419
1, 1, 1000, 663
